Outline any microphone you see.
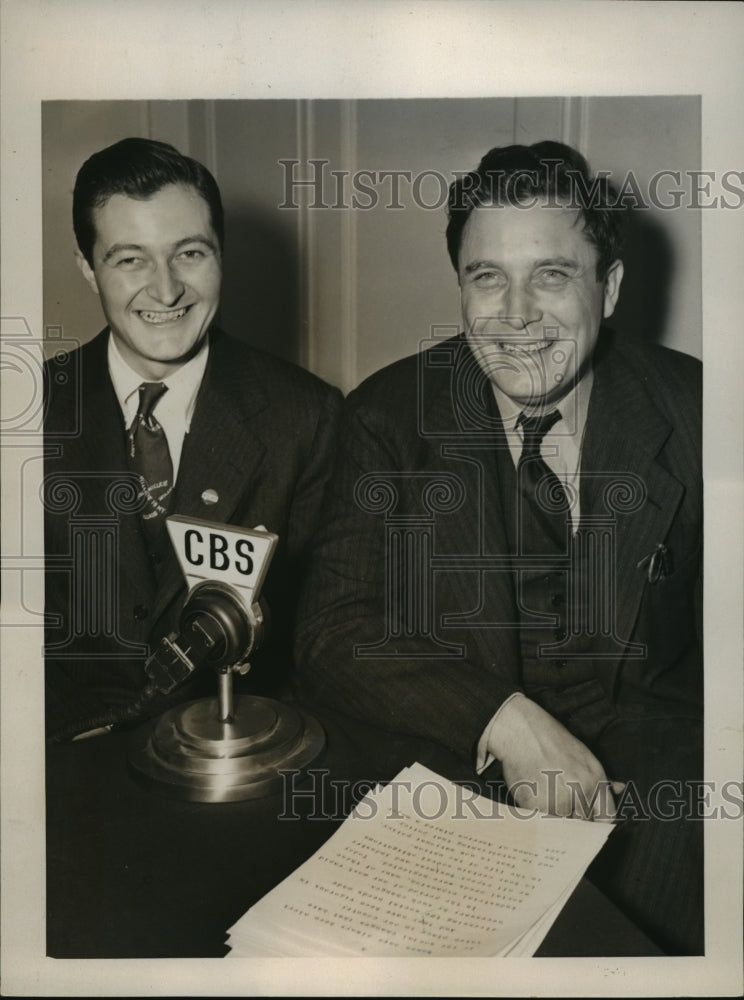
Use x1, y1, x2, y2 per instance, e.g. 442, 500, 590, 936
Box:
128, 516, 325, 801
142, 516, 277, 697
144, 582, 266, 695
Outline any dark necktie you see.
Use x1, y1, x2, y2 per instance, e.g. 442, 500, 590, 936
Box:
517, 409, 570, 551
127, 382, 174, 539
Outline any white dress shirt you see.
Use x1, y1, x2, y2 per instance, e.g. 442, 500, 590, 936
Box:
107, 333, 209, 481
490, 368, 594, 534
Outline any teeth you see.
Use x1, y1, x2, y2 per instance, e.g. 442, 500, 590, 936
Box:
139, 307, 188, 324
499, 340, 553, 354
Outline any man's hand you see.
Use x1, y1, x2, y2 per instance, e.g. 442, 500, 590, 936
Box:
488, 694, 624, 821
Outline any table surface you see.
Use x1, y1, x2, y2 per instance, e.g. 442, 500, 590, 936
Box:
46, 700, 663, 959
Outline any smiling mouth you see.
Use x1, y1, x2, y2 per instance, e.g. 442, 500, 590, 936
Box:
138, 305, 192, 325
498, 338, 555, 354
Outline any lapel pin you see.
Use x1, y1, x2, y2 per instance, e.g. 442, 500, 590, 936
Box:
201, 488, 219, 506
637, 543, 673, 583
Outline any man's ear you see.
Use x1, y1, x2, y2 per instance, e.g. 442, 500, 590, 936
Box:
602, 259, 624, 319
75, 250, 100, 296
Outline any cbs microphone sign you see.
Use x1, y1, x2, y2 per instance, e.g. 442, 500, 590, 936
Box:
166, 515, 278, 602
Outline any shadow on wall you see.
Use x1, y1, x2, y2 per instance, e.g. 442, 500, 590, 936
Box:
612, 211, 674, 348
218, 204, 301, 365
214, 194, 677, 367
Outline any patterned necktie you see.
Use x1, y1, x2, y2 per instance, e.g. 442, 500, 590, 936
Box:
517, 409, 570, 551
127, 382, 174, 539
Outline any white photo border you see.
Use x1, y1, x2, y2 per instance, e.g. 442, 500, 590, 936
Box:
2, 1, 742, 996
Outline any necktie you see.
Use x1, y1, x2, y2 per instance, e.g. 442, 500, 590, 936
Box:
127, 382, 174, 539
517, 409, 570, 551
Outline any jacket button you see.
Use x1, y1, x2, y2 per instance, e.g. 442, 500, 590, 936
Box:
133, 604, 149, 620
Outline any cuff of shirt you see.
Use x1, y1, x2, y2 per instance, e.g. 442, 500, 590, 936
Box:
475, 691, 524, 774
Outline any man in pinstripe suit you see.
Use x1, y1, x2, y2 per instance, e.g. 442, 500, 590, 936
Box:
296, 142, 703, 954
44, 138, 342, 742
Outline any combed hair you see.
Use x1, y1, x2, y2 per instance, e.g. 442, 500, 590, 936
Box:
446, 140, 625, 281
73, 137, 224, 265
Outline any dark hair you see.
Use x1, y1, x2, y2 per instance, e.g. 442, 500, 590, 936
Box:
73, 137, 224, 265
446, 140, 625, 281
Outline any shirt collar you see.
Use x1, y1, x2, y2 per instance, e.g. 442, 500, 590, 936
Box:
490, 364, 594, 441
107, 332, 210, 428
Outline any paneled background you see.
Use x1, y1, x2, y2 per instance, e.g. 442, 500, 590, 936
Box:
43, 97, 701, 393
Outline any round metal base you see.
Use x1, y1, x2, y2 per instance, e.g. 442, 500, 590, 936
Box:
128, 695, 325, 802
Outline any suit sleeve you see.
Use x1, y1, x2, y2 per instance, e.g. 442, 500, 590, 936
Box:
248, 379, 344, 697
284, 383, 344, 568
294, 391, 520, 763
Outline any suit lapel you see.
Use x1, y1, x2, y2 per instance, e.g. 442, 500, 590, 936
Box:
582, 332, 685, 664
151, 330, 270, 625
174, 335, 268, 519
421, 337, 519, 680
412, 332, 686, 693
76, 332, 155, 604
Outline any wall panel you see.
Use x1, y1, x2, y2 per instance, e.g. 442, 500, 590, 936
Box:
43, 96, 702, 392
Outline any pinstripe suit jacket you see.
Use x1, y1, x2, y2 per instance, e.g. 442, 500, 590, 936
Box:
295, 329, 703, 763
44, 327, 342, 738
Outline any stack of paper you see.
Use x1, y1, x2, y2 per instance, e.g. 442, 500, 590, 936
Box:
226, 762, 612, 957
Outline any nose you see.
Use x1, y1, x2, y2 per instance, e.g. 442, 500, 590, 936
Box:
147, 262, 185, 306
500, 281, 542, 331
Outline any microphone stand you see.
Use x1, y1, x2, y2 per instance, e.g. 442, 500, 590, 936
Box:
128, 580, 324, 802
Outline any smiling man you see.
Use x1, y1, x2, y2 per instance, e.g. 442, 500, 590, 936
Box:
76, 181, 223, 380
44, 137, 342, 742
459, 201, 623, 408
295, 142, 703, 954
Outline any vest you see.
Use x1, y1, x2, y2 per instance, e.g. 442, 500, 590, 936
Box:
493, 433, 617, 743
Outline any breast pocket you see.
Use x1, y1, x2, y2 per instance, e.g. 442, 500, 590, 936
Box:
636, 539, 702, 681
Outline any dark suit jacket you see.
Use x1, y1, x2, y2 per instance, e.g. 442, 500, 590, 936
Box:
295, 329, 702, 763
44, 328, 342, 739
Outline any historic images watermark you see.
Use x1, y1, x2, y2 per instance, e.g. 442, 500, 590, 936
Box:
279, 159, 744, 212
279, 769, 744, 824
2, 318, 151, 661
1, 318, 72, 642
346, 333, 658, 665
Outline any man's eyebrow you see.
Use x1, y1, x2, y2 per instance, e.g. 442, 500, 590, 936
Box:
102, 235, 217, 263
463, 259, 502, 274
533, 257, 579, 270
172, 234, 218, 252
462, 256, 580, 275
102, 243, 144, 263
